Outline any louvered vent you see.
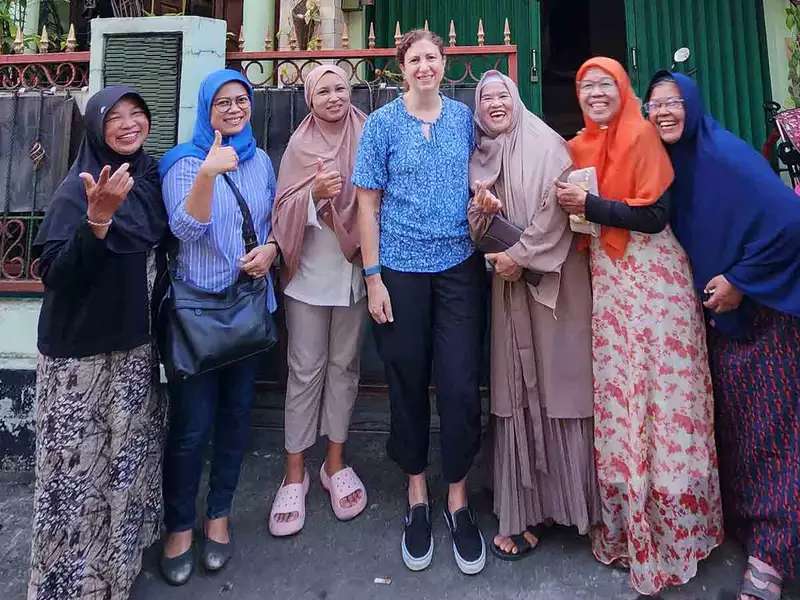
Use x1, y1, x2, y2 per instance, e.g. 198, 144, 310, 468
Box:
103, 33, 182, 158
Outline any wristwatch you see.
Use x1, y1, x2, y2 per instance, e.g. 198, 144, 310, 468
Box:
362, 264, 381, 278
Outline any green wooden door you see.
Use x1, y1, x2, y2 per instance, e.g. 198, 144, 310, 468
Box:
624, 0, 772, 147
367, 0, 542, 113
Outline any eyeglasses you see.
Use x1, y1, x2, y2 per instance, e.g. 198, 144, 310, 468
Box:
644, 98, 685, 114
213, 95, 251, 113
578, 79, 617, 94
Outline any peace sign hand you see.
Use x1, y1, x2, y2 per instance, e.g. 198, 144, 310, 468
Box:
81, 162, 135, 224
200, 130, 239, 177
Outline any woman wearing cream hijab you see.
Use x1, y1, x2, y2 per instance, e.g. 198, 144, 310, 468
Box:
468, 70, 600, 561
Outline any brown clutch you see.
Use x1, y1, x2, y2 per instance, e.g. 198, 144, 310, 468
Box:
475, 214, 544, 285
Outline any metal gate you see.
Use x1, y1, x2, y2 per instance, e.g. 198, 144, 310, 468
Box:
247, 83, 484, 393
0, 92, 81, 287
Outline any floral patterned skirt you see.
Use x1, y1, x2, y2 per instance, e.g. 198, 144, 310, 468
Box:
28, 344, 166, 600
589, 229, 723, 596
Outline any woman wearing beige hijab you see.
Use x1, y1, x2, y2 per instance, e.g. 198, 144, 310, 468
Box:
269, 65, 368, 536
468, 71, 600, 560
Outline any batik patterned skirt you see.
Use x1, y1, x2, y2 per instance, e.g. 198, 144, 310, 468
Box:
28, 343, 166, 600
589, 228, 724, 595
708, 305, 800, 579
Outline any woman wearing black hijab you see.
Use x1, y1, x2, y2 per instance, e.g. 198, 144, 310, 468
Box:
28, 85, 168, 600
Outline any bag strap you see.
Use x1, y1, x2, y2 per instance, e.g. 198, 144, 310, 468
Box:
222, 173, 259, 253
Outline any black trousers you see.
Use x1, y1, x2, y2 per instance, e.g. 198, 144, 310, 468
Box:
374, 252, 485, 484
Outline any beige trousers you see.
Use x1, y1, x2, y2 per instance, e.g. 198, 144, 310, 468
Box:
284, 295, 367, 453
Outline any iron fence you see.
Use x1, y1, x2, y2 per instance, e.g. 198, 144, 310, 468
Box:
0, 17, 518, 294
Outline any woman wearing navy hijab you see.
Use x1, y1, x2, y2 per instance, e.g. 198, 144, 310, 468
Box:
159, 69, 279, 585
646, 71, 800, 600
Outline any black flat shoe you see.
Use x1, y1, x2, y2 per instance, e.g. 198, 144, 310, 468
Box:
202, 533, 233, 572
160, 545, 194, 586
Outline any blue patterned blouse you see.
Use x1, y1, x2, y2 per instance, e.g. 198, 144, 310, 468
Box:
351, 95, 475, 273
162, 149, 277, 312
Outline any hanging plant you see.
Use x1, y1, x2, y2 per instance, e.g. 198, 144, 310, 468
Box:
0, 0, 25, 53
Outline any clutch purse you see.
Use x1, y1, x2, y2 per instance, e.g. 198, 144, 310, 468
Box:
475, 214, 543, 286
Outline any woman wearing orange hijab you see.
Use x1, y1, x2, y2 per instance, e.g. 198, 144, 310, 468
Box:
556, 57, 723, 595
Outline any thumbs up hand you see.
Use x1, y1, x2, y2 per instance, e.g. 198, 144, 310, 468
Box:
200, 130, 239, 177
311, 158, 343, 202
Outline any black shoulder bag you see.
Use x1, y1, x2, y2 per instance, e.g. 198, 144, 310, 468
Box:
157, 173, 278, 382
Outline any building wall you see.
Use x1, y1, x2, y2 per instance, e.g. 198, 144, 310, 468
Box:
0, 299, 40, 470
764, 0, 799, 109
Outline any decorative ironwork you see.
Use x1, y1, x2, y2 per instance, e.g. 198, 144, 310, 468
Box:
65, 24, 78, 53
228, 19, 517, 90
228, 47, 517, 89
0, 215, 43, 286
0, 52, 90, 90
38, 26, 50, 54
1, 92, 45, 292
12, 28, 24, 54
393, 21, 401, 48
29, 142, 46, 169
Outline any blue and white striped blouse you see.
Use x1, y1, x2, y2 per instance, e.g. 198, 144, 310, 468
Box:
162, 148, 278, 312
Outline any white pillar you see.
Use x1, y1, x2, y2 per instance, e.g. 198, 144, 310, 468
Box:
243, 0, 276, 50
22, 0, 40, 53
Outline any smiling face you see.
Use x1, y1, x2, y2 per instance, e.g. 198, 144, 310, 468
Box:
400, 38, 445, 94
311, 72, 351, 122
577, 67, 622, 126
209, 81, 251, 136
103, 97, 150, 155
647, 81, 686, 144
479, 80, 514, 135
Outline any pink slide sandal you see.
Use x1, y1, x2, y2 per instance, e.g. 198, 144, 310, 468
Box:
320, 462, 367, 521
268, 469, 310, 537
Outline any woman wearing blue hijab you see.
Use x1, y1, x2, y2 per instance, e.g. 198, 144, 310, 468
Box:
646, 71, 800, 600
159, 69, 279, 585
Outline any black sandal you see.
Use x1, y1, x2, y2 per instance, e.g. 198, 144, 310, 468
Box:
490, 524, 544, 562
738, 561, 783, 600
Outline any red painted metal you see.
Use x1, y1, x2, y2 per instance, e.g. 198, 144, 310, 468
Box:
0, 280, 43, 293
0, 51, 91, 65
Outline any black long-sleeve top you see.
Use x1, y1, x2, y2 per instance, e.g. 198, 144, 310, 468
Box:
584, 191, 671, 234
36, 222, 153, 358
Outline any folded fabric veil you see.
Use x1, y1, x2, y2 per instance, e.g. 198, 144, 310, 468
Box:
34, 85, 167, 254
159, 69, 257, 178
647, 70, 800, 336
568, 57, 674, 259
271, 64, 366, 283
469, 69, 573, 311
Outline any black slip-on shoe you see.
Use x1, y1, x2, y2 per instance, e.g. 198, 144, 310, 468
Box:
443, 506, 486, 575
402, 503, 434, 571
160, 544, 195, 586
202, 533, 232, 572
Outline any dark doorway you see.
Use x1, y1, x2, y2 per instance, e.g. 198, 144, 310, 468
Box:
540, 0, 628, 138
